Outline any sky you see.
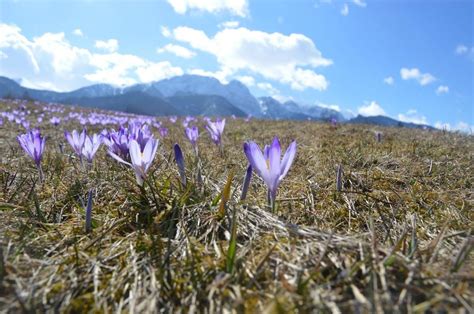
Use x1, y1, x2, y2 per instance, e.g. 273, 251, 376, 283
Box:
0, 0, 473, 130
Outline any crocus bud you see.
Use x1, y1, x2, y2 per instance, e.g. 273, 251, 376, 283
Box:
240, 165, 252, 201
174, 143, 186, 187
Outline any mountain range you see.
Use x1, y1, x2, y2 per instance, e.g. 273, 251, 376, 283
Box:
0, 75, 432, 129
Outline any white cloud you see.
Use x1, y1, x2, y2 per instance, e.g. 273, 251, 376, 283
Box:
187, 68, 230, 83
455, 44, 468, 55
235, 75, 255, 86
317, 102, 340, 112
257, 82, 280, 95
436, 85, 449, 95
455, 44, 474, 60
218, 21, 240, 29
352, 0, 367, 7
0, 23, 183, 90
273, 94, 293, 103
161, 26, 171, 38
135, 61, 183, 83
157, 44, 196, 59
452, 122, 473, 133
397, 109, 428, 125
172, 26, 332, 91
400, 67, 436, 86
341, 3, 349, 16
358, 101, 386, 116
95, 39, 119, 53
0, 51, 8, 59
72, 29, 83, 37
435, 121, 473, 133
166, 0, 248, 17
434, 121, 450, 130
383, 76, 394, 85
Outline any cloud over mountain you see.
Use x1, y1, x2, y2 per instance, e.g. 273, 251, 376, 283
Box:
171, 26, 332, 91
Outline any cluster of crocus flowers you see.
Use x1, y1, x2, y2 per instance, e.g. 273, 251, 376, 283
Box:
50, 117, 61, 126
65, 129, 86, 159
65, 129, 102, 163
102, 123, 153, 162
109, 138, 159, 186
206, 118, 225, 148
159, 127, 168, 138
82, 133, 102, 163
185, 126, 199, 154
17, 129, 46, 181
243, 137, 297, 211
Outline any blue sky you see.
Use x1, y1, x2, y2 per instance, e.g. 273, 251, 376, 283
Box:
0, 0, 472, 130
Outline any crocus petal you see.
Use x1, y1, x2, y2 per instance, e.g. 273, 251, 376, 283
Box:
108, 150, 131, 166
244, 141, 270, 184
129, 140, 142, 167
263, 145, 270, 160
279, 140, 297, 181
268, 137, 281, 178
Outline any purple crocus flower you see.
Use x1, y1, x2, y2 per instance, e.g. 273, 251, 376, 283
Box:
109, 138, 159, 186
206, 118, 225, 146
103, 128, 130, 159
50, 117, 61, 126
376, 131, 382, 143
65, 129, 86, 158
159, 127, 168, 138
243, 137, 297, 210
17, 129, 46, 181
82, 133, 102, 163
185, 126, 199, 148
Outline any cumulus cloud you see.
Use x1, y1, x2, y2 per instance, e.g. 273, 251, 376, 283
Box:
383, 76, 394, 85
436, 85, 449, 95
219, 21, 240, 29
340, 3, 349, 16
353, 0, 367, 7
161, 26, 171, 38
435, 121, 473, 133
235, 75, 255, 86
317, 102, 340, 112
166, 0, 248, 17
135, 61, 183, 83
95, 39, 119, 53
0, 23, 182, 90
400, 67, 436, 86
171, 26, 332, 91
72, 29, 83, 37
257, 82, 280, 95
358, 101, 386, 116
157, 44, 196, 59
397, 109, 428, 125
455, 44, 474, 60
455, 44, 468, 55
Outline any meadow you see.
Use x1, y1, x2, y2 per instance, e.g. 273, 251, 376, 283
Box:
0, 99, 472, 312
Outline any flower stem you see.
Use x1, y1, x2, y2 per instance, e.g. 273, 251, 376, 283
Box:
268, 189, 277, 213
37, 165, 44, 183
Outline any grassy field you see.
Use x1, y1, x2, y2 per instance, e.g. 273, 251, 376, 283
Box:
0, 99, 472, 312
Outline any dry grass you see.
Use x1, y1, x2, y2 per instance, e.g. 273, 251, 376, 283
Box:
0, 100, 472, 313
